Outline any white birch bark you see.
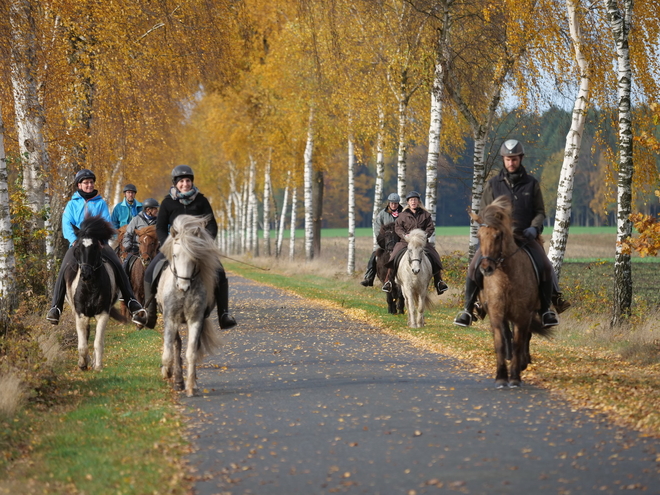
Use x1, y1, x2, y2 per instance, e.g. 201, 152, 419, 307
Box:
425, 60, 443, 241
247, 156, 257, 253
372, 108, 386, 250
103, 158, 123, 207
276, 171, 291, 258
240, 180, 248, 254
395, 95, 408, 200
347, 134, 356, 275
289, 186, 298, 261
605, 0, 634, 326
303, 108, 314, 262
0, 103, 17, 318
263, 151, 272, 256
548, 0, 592, 279
9, 0, 48, 231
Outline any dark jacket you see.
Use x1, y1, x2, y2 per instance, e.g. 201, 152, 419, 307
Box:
482, 165, 545, 235
156, 190, 217, 246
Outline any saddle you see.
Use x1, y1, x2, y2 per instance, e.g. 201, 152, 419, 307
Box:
123, 253, 139, 275
519, 241, 541, 285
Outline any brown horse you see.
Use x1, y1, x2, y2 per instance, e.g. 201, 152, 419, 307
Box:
470, 196, 553, 388
115, 225, 129, 261
121, 225, 159, 325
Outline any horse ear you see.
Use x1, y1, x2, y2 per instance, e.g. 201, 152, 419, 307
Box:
170, 225, 178, 237
469, 211, 481, 224
72, 224, 80, 237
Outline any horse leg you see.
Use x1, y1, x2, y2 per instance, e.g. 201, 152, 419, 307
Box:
509, 323, 528, 388
491, 318, 509, 388
76, 316, 91, 370
396, 287, 405, 314
92, 313, 110, 371
185, 321, 204, 397
161, 317, 175, 381
173, 331, 184, 392
503, 321, 513, 361
387, 291, 396, 314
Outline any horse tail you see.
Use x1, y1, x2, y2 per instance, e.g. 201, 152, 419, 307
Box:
195, 318, 224, 361
530, 316, 555, 338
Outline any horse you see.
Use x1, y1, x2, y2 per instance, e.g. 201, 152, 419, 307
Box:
115, 224, 129, 261
121, 225, 159, 326
376, 223, 405, 314
157, 214, 223, 397
65, 215, 125, 371
395, 229, 433, 328
470, 196, 554, 388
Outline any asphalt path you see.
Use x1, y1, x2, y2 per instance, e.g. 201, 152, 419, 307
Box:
184, 275, 659, 495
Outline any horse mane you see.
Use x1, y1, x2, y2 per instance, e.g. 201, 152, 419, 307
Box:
77, 215, 116, 242
481, 196, 513, 235
406, 229, 427, 248
161, 215, 222, 292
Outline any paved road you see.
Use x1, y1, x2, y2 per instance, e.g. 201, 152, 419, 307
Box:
184, 275, 659, 495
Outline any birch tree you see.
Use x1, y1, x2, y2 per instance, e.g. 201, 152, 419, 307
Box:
372, 109, 386, 249
276, 171, 291, 258
347, 133, 356, 274
0, 103, 17, 321
289, 185, 298, 261
303, 108, 315, 262
263, 152, 272, 256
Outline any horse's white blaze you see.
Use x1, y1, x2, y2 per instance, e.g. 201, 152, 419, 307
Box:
82, 238, 93, 247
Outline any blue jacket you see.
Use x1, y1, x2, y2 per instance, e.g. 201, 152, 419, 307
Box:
62, 192, 112, 246
111, 198, 143, 229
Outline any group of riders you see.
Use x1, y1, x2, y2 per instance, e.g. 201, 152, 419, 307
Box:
45, 165, 237, 331
45, 137, 569, 331
361, 138, 570, 329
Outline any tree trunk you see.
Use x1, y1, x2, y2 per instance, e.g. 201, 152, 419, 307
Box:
9, 0, 49, 233
276, 171, 291, 258
0, 103, 17, 325
304, 108, 314, 261
263, 151, 272, 256
549, 0, 592, 280
606, 0, 634, 326
289, 186, 298, 261
372, 108, 386, 250
425, 60, 443, 238
347, 135, 356, 275
247, 156, 257, 254
312, 169, 323, 258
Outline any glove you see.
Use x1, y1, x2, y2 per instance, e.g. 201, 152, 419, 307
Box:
523, 226, 538, 240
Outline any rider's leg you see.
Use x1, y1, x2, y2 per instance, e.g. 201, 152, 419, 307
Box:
551, 269, 571, 314
361, 251, 377, 287
453, 249, 482, 327
143, 251, 164, 329
102, 245, 146, 325
46, 247, 76, 325
382, 268, 393, 292
426, 247, 449, 295
528, 241, 559, 327
215, 268, 237, 329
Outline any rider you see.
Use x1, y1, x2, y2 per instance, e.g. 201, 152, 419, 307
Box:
143, 165, 237, 330
381, 191, 449, 296
45, 169, 148, 326
453, 139, 569, 329
111, 183, 142, 229
122, 198, 159, 256
360, 193, 403, 287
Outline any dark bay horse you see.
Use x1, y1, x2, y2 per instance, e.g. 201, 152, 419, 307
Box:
121, 225, 159, 326
471, 197, 553, 388
158, 215, 223, 397
65, 215, 124, 370
376, 223, 405, 314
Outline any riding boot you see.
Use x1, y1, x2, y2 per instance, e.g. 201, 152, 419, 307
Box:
215, 273, 237, 330
361, 252, 377, 287
433, 271, 449, 295
539, 279, 559, 328
382, 268, 392, 293
453, 277, 480, 327
46, 248, 76, 325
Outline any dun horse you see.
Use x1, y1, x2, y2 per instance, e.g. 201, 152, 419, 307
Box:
65, 215, 124, 370
157, 215, 223, 397
396, 229, 433, 328
376, 223, 405, 315
471, 197, 553, 388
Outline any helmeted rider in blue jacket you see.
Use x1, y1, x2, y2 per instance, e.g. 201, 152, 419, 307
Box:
111, 183, 142, 229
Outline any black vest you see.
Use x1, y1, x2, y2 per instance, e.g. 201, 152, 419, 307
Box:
488, 166, 538, 234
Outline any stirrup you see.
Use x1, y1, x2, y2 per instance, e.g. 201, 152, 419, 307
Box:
436, 280, 449, 295
541, 311, 559, 328
382, 281, 392, 293
46, 306, 61, 325
453, 311, 473, 327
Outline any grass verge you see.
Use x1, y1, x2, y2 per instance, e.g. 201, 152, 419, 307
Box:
223, 257, 660, 438
0, 323, 190, 495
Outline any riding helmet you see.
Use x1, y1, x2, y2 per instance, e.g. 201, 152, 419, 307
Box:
387, 193, 400, 203
142, 198, 160, 208
499, 139, 525, 157
171, 165, 194, 184
123, 183, 137, 193
74, 169, 96, 184
406, 191, 421, 200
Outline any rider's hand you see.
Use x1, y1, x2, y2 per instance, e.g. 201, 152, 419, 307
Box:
523, 226, 537, 240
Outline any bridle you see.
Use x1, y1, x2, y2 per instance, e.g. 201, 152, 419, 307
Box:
407, 249, 423, 266
75, 241, 104, 272
477, 222, 524, 269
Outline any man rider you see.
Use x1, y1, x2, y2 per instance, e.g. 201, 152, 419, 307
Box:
111, 183, 142, 229
453, 139, 570, 328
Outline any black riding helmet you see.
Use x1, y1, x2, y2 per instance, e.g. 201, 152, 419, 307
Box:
142, 198, 160, 208
171, 165, 194, 185
74, 169, 96, 184
123, 183, 137, 193
499, 139, 525, 157
406, 191, 421, 201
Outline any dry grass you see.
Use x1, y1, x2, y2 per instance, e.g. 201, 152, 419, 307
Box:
0, 373, 24, 419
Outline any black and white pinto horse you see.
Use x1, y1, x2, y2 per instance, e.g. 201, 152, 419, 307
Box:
157, 214, 223, 397
396, 229, 433, 328
65, 215, 123, 371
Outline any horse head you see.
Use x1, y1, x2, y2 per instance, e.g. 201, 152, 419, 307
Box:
72, 215, 115, 281
472, 197, 515, 277
136, 225, 159, 267
405, 229, 427, 275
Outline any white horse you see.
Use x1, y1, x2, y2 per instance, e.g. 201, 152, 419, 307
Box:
396, 229, 433, 328
157, 215, 223, 397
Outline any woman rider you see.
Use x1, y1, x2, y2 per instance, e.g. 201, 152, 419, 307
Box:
143, 165, 237, 330
381, 191, 449, 296
46, 169, 148, 326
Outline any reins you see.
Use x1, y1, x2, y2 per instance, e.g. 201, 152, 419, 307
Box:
477, 222, 525, 268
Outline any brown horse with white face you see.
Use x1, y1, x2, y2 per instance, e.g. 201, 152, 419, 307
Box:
470, 196, 553, 388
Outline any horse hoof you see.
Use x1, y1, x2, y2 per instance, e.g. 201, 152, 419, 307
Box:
509, 380, 521, 388
174, 381, 185, 391
495, 380, 508, 389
